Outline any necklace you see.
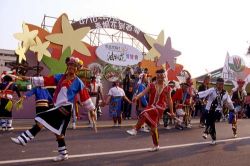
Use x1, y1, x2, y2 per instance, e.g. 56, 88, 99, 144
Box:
237, 90, 244, 101
216, 89, 223, 107
154, 83, 167, 104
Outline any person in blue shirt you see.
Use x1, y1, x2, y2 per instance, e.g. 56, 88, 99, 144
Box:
23, 86, 53, 115
135, 73, 149, 132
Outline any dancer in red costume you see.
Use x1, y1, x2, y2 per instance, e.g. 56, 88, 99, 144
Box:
127, 69, 175, 151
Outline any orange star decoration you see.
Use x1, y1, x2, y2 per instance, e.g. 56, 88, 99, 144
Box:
45, 15, 91, 56
13, 23, 38, 51
144, 30, 164, 61
30, 37, 51, 62
15, 44, 27, 63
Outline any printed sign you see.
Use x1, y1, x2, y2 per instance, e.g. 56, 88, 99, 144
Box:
228, 55, 245, 72
96, 43, 143, 66
222, 53, 250, 88
77, 16, 142, 36
103, 64, 122, 82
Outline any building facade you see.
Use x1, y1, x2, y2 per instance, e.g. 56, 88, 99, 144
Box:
0, 49, 17, 75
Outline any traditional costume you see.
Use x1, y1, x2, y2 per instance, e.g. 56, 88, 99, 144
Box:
127, 69, 174, 151
232, 79, 247, 116
88, 76, 103, 126
11, 57, 95, 162
0, 75, 21, 131
24, 86, 53, 114
231, 79, 246, 136
108, 84, 126, 126
163, 81, 176, 129
198, 78, 235, 144
172, 83, 192, 129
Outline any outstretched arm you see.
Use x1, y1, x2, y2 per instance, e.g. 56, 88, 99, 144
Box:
105, 95, 111, 105
123, 95, 132, 104
133, 85, 150, 103
198, 88, 213, 99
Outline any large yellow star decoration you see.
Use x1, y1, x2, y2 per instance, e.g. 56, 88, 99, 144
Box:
144, 30, 165, 61
30, 37, 51, 62
15, 44, 27, 63
45, 15, 91, 56
13, 23, 38, 51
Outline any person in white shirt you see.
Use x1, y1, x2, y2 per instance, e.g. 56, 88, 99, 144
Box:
105, 80, 132, 126
198, 78, 235, 145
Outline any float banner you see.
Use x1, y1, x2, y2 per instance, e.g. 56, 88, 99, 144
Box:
96, 43, 143, 66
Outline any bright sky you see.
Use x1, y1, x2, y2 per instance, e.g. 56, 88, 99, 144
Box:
1, 0, 250, 77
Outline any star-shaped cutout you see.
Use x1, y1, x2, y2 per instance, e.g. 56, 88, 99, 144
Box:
166, 63, 183, 81
15, 44, 27, 63
42, 47, 71, 75
30, 37, 51, 61
45, 15, 91, 56
154, 37, 181, 70
144, 30, 164, 61
13, 23, 38, 50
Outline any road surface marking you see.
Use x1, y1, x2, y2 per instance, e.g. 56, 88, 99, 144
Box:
1, 136, 250, 165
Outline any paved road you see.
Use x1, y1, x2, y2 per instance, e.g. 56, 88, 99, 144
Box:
1, 119, 250, 166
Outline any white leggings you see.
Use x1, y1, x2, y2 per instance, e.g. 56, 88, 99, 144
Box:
1, 119, 12, 128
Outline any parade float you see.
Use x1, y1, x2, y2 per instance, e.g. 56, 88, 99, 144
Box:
9, 13, 190, 119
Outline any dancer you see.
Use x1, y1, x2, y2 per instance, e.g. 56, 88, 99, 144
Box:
197, 75, 211, 128
127, 69, 175, 151
105, 80, 132, 127
163, 80, 176, 129
172, 82, 192, 129
88, 76, 104, 127
231, 79, 247, 137
22, 85, 53, 115
0, 74, 21, 131
198, 78, 235, 144
11, 57, 96, 162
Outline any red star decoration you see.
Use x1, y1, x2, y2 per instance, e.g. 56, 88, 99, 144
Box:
166, 63, 183, 81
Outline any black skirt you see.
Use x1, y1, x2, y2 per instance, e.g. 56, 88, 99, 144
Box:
35, 104, 72, 136
36, 106, 49, 115
0, 98, 12, 118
